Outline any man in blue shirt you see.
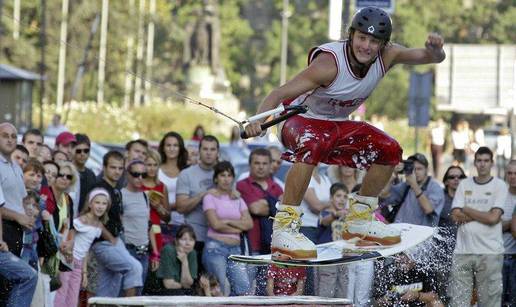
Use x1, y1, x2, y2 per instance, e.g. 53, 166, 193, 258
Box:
384, 153, 444, 227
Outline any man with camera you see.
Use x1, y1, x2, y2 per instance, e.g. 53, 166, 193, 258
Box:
382, 153, 444, 227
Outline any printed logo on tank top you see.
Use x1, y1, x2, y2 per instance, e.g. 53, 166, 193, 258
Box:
328, 97, 367, 108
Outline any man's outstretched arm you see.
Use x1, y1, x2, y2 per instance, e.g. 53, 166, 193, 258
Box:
387, 33, 446, 67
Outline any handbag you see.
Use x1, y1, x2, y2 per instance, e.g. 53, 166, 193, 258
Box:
36, 221, 58, 258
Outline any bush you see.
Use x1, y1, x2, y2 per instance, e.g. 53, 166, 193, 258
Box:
33, 100, 236, 143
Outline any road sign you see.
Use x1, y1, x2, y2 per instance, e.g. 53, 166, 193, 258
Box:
356, 0, 395, 14
408, 72, 432, 127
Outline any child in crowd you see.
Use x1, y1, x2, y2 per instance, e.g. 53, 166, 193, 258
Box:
54, 188, 116, 307
157, 224, 197, 295
316, 183, 348, 298
197, 273, 224, 297
21, 191, 41, 270
266, 264, 306, 296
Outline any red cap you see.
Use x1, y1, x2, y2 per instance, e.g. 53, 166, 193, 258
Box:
55, 131, 77, 146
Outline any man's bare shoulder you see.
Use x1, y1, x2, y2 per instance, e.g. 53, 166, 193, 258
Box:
381, 43, 405, 68
307, 51, 339, 86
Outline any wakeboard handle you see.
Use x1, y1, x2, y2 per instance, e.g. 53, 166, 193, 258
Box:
240, 105, 308, 139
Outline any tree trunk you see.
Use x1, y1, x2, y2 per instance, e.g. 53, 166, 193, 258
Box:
56, 0, 69, 110
70, 14, 99, 101
97, 0, 109, 104
133, 0, 146, 106
12, 0, 19, 39
39, 0, 46, 129
123, 0, 136, 109
144, 0, 155, 104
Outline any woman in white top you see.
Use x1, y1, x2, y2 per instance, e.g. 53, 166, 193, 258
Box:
54, 188, 115, 307
158, 131, 189, 240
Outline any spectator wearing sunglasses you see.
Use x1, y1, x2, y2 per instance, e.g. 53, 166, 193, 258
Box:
73, 134, 96, 213
121, 160, 151, 295
440, 166, 466, 228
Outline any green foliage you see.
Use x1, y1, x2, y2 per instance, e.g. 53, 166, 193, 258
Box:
33, 101, 232, 143
1, 0, 514, 125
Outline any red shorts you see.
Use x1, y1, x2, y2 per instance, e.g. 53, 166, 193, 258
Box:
280, 115, 402, 169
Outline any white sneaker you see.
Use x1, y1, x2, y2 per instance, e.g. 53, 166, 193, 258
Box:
271, 204, 317, 260
342, 193, 401, 245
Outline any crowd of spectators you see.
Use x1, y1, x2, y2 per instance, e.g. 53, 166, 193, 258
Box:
0, 120, 514, 307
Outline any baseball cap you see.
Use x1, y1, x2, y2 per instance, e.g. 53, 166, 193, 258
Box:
55, 132, 77, 146
407, 153, 429, 168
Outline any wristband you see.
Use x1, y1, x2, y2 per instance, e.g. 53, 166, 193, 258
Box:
150, 252, 160, 261
416, 191, 424, 198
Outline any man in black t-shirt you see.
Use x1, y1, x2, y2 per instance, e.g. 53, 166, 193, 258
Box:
73, 133, 97, 213
91, 151, 142, 297
373, 253, 444, 307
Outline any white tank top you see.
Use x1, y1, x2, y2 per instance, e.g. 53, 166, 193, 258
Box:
291, 40, 386, 121
158, 168, 183, 225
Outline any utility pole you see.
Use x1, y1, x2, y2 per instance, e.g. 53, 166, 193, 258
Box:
279, 0, 290, 86
39, 0, 46, 130
97, 0, 109, 105
123, 0, 135, 108
144, 0, 155, 104
133, 0, 146, 106
56, 0, 69, 110
343, 0, 351, 29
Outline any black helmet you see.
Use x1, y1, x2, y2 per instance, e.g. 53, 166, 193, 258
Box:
350, 6, 392, 42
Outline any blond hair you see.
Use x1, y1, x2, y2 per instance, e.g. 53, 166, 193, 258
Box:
56, 161, 78, 189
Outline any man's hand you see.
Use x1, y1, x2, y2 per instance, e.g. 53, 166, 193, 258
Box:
405, 172, 418, 189
243, 122, 264, 139
0, 240, 8, 252
16, 213, 35, 229
425, 33, 445, 60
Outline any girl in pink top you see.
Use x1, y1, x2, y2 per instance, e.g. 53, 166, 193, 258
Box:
202, 161, 253, 296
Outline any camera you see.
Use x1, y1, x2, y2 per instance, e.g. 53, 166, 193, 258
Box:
401, 159, 414, 174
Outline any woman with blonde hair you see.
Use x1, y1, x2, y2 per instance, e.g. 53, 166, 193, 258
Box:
142, 149, 171, 295
327, 165, 364, 192
142, 149, 170, 259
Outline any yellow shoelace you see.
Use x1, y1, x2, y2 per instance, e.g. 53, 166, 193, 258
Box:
271, 207, 302, 232
344, 202, 373, 223
343, 200, 374, 239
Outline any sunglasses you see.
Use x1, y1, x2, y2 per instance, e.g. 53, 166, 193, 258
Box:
57, 173, 73, 180
446, 175, 466, 180
129, 171, 148, 179
75, 148, 90, 154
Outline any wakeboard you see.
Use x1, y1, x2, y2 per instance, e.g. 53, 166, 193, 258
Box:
229, 223, 435, 267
